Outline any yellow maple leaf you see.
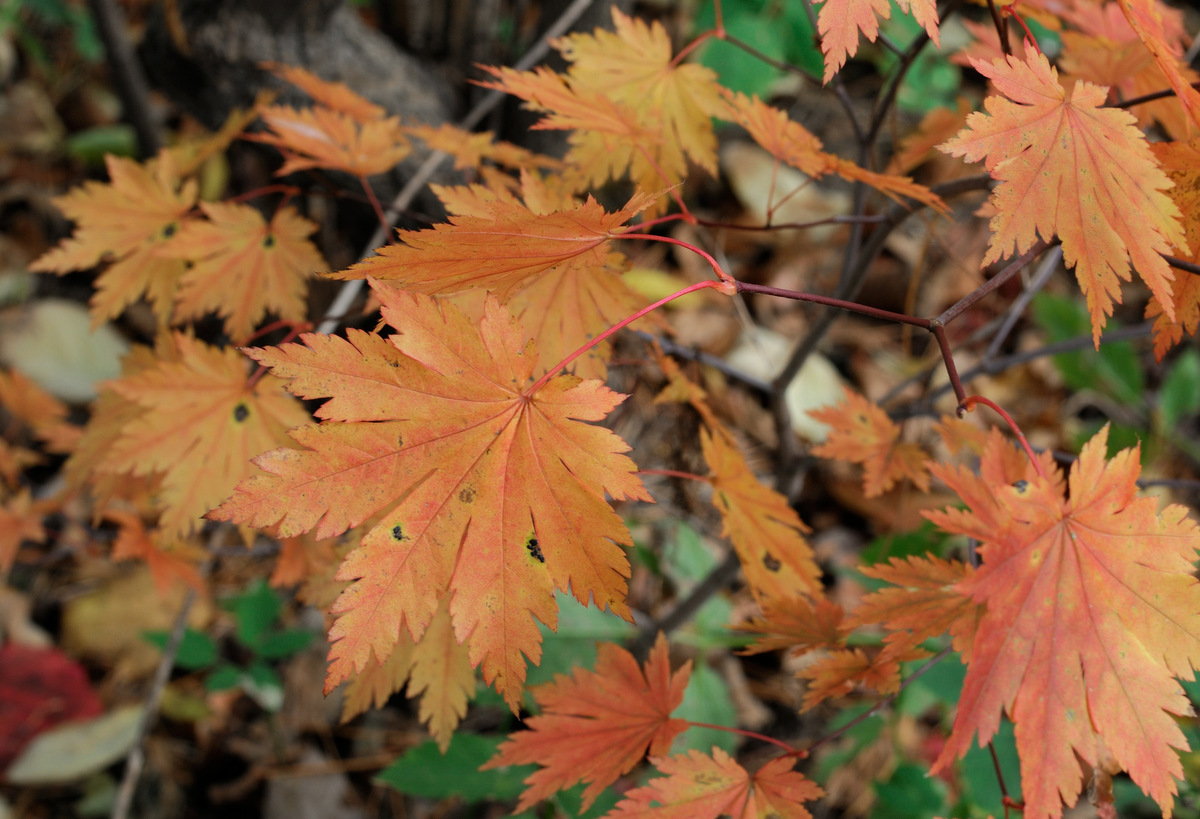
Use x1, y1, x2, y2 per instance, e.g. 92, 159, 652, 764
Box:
939, 52, 1187, 345
30, 152, 197, 327
1146, 139, 1200, 359
162, 201, 325, 343
702, 429, 823, 603
817, 0, 940, 83
808, 389, 930, 497
95, 335, 309, 538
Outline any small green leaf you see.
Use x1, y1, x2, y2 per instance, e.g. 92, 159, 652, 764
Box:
142, 628, 217, 670
257, 628, 314, 660
1159, 348, 1200, 432
671, 663, 738, 756
205, 665, 242, 692
225, 579, 281, 650
377, 734, 536, 803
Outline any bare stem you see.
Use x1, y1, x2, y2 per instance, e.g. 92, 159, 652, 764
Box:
962, 394, 1046, 479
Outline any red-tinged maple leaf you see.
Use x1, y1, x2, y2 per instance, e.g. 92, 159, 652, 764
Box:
848, 554, 981, 657
483, 634, 690, 813
0, 490, 44, 572
608, 748, 823, 819
340, 599, 473, 751
721, 91, 946, 213
926, 426, 1200, 819
735, 596, 846, 657
808, 389, 930, 497
161, 201, 324, 343
702, 430, 823, 602
30, 152, 197, 327
939, 52, 1187, 345
1115, 0, 1200, 133
208, 286, 651, 707
344, 189, 653, 302
816, 0, 939, 83
106, 510, 205, 595
1146, 139, 1200, 359
97, 334, 310, 539
886, 100, 972, 176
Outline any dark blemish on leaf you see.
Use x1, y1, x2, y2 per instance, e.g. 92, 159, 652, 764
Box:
526, 536, 544, 563
161, 222, 177, 239
233, 403, 250, 422
1013, 480, 1029, 492
459, 486, 476, 504
397, 433, 403, 447
392, 525, 404, 541
263, 234, 276, 249
763, 553, 781, 572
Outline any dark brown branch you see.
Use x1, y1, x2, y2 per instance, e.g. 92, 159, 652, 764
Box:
88, 0, 161, 156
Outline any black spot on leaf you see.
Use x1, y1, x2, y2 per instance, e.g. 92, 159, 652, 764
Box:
459, 486, 476, 503
1013, 480, 1030, 493
263, 234, 276, 249
392, 525, 404, 541
763, 553, 781, 572
233, 403, 250, 422
526, 536, 544, 563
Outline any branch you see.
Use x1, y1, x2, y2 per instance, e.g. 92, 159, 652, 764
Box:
87, 0, 160, 157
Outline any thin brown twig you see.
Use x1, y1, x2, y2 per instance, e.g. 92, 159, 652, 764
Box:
87, 0, 161, 156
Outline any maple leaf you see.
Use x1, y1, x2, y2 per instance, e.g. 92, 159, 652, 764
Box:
403, 122, 561, 173
939, 52, 1187, 345
735, 596, 846, 657
98, 334, 310, 539
0, 490, 44, 572
340, 598, 473, 751
162, 202, 324, 343
481, 8, 724, 212
30, 152, 197, 326
106, 510, 205, 594
721, 92, 946, 214
816, 0, 939, 83
483, 634, 691, 813
1146, 139, 1200, 359
0, 369, 79, 454
926, 426, 1200, 819
808, 389, 930, 497
607, 748, 822, 819
702, 430, 823, 602
262, 62, 386, 121
208, 286, 651, 707
799, 641, 928, 711
1115, 0, 1200, 133
344, 189, 653, 302
849, 554, 981, 656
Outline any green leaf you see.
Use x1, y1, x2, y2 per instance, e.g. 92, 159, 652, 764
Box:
671, 663, 738, 756
872, 762, 949, 819
142, 628, 217, 670
861, 520, 951, 566
257, 628, 314, 660
1031, 293, 1145, 408
225, 579, 281, 650
1159, 348, 1200, 432
205, 665, 242, 692
377, 734, 536, 803
527, 591, 635, 689
959, 718, 1021, 818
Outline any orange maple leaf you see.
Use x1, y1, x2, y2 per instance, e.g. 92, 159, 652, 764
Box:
106, 510, 205, 595
608, 748, 822, 818
0, 490, 44, 571
816, 0, 939, 83
98, 334, 310, 539
208, 286, 651, 707
808, 389, 930, 497
403, 122, 562, 173
939, 52, 1187, 345
1115, 0, 1200, 133
721, 91, 947, 214
262, 62, 386, 121
848, 554, 980, 654
735, 596, 847, 657
799, 641, 928, 711
703, 430, 823, 602
483, 634, 690, 813
343, 189, 653, 302
162, 202, 324, 343
1146, 139, 1200, 359
927, 426, 1200, 819
340, 598, 473, 751
30, 152, 197, 327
